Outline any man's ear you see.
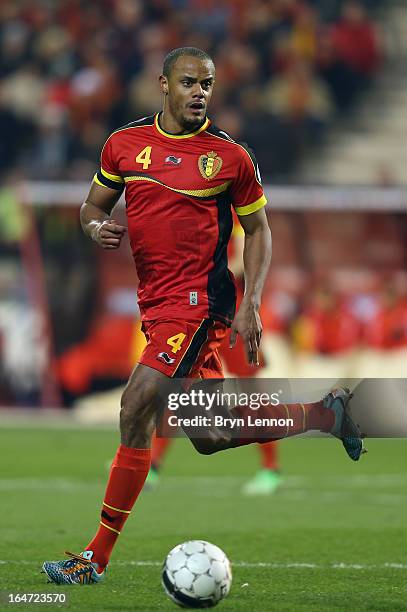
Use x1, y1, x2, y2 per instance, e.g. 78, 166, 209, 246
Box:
159, 74, 168, 95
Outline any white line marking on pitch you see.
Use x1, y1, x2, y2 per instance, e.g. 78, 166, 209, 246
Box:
1, 560, 406, 570
2, 474, 407, 491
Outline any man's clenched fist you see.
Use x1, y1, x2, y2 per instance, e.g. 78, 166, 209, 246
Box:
90, 219, 127, 249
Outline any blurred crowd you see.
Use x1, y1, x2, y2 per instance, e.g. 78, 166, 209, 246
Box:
54, 273, 407, 403
0, 0, 383, 181
264, 275, 407, 354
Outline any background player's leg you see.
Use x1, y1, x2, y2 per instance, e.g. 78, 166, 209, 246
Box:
85, 364, 168, 571
258, 441, 279, 471
151, 433, 172, 470
242, 442, 282, 495
145, 432, 173, 489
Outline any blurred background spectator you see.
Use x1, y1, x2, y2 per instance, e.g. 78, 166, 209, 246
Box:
0, 0, 383, 181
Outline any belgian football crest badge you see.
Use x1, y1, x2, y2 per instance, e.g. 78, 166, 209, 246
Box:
198, 151, 222, 180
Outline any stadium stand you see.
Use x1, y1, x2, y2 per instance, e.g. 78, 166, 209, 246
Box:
300, 0, 407, 184
0, 0, 387, 181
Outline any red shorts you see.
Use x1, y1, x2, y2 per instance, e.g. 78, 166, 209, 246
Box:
139, 318, 227, 379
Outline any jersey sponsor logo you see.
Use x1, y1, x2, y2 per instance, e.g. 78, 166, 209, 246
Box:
198, 151, 222, 180
189, 291, 198, 305
157, 352, 176, 365
165, 155, 182, 165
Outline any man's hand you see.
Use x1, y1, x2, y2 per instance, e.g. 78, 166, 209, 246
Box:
229, 298, 262, 365
81, 182, 125, 247
90, 219, 127, 249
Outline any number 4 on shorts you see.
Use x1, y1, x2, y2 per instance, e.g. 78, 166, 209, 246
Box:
167, 333, 186, 354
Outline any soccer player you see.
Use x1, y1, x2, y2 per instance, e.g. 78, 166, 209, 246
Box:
42, 47, 364, 585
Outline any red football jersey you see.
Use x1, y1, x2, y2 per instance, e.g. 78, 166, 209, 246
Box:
94, 113, 267, 325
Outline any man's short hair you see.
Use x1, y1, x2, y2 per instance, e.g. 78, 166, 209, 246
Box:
162, 47, 214, 77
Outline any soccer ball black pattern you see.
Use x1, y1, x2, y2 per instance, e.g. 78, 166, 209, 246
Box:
162, 540, 232, 608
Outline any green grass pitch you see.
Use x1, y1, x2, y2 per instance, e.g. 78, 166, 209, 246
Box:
1, 425, 407, 610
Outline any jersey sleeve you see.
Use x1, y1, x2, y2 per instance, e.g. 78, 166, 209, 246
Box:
230, 146, 267, 216
93, 135, 125, 191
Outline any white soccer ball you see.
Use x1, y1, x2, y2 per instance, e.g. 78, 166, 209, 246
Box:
162, 540, 232, 608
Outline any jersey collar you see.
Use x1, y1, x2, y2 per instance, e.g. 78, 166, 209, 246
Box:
154, 113, 210, 139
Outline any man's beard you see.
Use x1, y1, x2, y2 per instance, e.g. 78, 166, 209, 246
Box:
167, 99, 206, 133
179, 114, 204, 132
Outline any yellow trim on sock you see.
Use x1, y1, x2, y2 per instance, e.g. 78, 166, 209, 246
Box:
100, 521, 121, 535
103, 502, 131, 514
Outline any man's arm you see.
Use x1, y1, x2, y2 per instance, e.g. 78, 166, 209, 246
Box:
229, 207, 272, 365
80, 182, 126, 249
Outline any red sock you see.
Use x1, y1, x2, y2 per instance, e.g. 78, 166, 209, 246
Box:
258, 441, 279, 470
85, 444, 151, 571
150, 433, 171, 471
231, 400, 334, 448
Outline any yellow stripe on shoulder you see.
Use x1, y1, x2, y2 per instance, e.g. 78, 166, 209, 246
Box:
101, 167, 124, 183
235, 194, 267, 216
93, 173, 108, 188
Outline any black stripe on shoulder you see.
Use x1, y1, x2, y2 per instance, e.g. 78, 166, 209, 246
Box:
236, 140, 262, 183
112, 114, 155, 134
207, 125, 260, 171
206, 123, 236, 143
237, 140, 258, 166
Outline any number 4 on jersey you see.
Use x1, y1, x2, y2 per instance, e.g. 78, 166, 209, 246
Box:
167, 333, 186, 354
136, 145, 152, 169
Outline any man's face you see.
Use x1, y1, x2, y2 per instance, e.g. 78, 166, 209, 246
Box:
161, 56, 215, 130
